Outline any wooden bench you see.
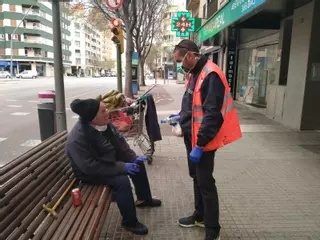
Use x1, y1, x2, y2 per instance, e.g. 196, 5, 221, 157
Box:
0, 131, 112, 240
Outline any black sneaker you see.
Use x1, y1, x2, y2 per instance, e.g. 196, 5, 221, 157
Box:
136, 198, 162, 208
122, 221, 148, 235
178, 215, 205, 228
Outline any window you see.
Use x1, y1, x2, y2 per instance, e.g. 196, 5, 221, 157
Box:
75, 41, 80, 47
75, 49, 80, 53
0, 5, 2, 12
11, 19, 17, 27
9, 5, 16, 12
75, 31, 80, 38
203, 4, 207, 18
12, 49, 18, 56
0, 48, 5, 55
0, 20, 3, 27
40, 11, 46, 18
0, 34, 4, 40
75, 23, 80, 29
76, 58, 81, 65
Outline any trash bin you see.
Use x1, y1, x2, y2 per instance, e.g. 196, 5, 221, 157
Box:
37, 90, 56, 141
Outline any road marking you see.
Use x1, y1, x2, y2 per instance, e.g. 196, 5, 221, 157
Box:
155, 99, 164, 104
20, 139, 42, 147
6, 99, 18, 102
10, 112, 31, 116
72, 115, 79, 119
28, 100, 40, 103
66, 107, 71, 111
0, 138, 7, 143
8, 105, 22, 108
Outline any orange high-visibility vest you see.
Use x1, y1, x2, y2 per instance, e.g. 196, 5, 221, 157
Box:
189, 60, 242, 151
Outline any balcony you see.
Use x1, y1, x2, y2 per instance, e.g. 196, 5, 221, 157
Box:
24, 38, 41, 44
186, 0, 200, 11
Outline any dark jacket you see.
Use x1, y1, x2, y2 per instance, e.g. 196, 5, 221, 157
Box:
65, 121, 136, 180
179, 56, 225, 147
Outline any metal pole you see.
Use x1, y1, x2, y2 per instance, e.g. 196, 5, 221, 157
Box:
52, 0, 67, 132
10, 4, 34, 77
115, 10, 122, 93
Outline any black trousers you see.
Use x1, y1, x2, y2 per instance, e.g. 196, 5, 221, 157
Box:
184, 135, 221, 236
82, 163, 152, 226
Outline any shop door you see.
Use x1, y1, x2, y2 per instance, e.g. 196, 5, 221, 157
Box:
252, 44, 278, 106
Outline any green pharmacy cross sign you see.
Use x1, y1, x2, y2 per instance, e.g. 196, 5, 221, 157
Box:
171, 12, 195, 37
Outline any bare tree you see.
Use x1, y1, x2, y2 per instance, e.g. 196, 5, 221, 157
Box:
132, 0, 166, 86
68, 0, 137, 97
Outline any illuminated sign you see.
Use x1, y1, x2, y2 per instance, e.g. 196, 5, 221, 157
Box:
171, 12, 195, 37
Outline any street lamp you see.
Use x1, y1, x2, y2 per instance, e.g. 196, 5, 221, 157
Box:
10, 4, 34, 77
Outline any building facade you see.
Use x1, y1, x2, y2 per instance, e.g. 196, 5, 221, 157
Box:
70, 19, 103, 77
157, 4, 187, 79
188, 0, 320, 131
0, 0, 72, 76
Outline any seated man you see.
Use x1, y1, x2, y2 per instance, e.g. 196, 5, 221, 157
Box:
66, 98, 161, 235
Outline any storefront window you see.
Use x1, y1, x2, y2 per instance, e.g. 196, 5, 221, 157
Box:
236, 44, 278, 106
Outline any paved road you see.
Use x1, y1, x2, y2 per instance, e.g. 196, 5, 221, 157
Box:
0, 77, 119, 166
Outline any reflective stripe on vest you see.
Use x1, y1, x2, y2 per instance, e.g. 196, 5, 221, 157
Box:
193, 92, 235, 123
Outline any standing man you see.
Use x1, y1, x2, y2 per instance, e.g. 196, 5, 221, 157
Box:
172, 40, 242, 240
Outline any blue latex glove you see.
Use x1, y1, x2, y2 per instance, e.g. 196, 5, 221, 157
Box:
169, 114, 180, 126
189, 146, 203, 163
125, 163, 140, 175
134, 156, 148, 164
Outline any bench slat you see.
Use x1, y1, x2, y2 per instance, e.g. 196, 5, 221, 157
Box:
0, 145, 66, 200
0, 134, 67, 185
92, 188, 113, 240
68, 186, 104, 240
0, 131, 67, 175
0, 162, 71, 239
12, 176, 75, 240
0, 154, 68, 210
85, 187, 112, 240
53, 185, 98, 240
32, 186, 89, 240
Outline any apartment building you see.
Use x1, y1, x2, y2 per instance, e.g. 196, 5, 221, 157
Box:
0, 0, 72, 76
70, 19, 103, 77
156, 4, 187, 79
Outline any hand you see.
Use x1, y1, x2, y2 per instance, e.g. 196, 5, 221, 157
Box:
189, 146, 203, 163
134, 156, 148, 164
169, 114, 180, 126
125, 163, 140, 175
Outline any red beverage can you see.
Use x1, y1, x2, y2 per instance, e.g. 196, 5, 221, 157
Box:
71, 188, 82, 206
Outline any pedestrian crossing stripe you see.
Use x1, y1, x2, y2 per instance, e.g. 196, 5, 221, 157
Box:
10, 112, 31, 116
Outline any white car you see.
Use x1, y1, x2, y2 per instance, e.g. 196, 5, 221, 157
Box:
16, 70, 38, 79
0, 70, 11, 78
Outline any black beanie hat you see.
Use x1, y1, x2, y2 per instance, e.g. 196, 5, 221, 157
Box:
70, 98, 100, 122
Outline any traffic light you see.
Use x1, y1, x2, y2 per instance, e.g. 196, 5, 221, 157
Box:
110, 18, 124, 54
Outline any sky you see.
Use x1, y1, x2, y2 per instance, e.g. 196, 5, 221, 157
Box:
170, 0, 186, 7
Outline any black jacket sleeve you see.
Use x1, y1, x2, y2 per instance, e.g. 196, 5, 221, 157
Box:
66, 139, 127, 177
196, 72, 225, 147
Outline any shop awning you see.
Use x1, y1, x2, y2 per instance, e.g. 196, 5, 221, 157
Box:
196, 0, 268, 44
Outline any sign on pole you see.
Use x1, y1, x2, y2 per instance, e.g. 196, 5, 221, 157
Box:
171, 12, 195, 38
106, 0, 123, 10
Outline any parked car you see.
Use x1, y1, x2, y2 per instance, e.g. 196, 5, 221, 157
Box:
93, 72, 101, 78
16, 70, 38, 79
0, 70, 11, 79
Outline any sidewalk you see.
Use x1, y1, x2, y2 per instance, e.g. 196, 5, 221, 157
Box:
100, 83, 320, 240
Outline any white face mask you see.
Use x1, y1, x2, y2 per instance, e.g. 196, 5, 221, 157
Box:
95, 125, 108, 132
